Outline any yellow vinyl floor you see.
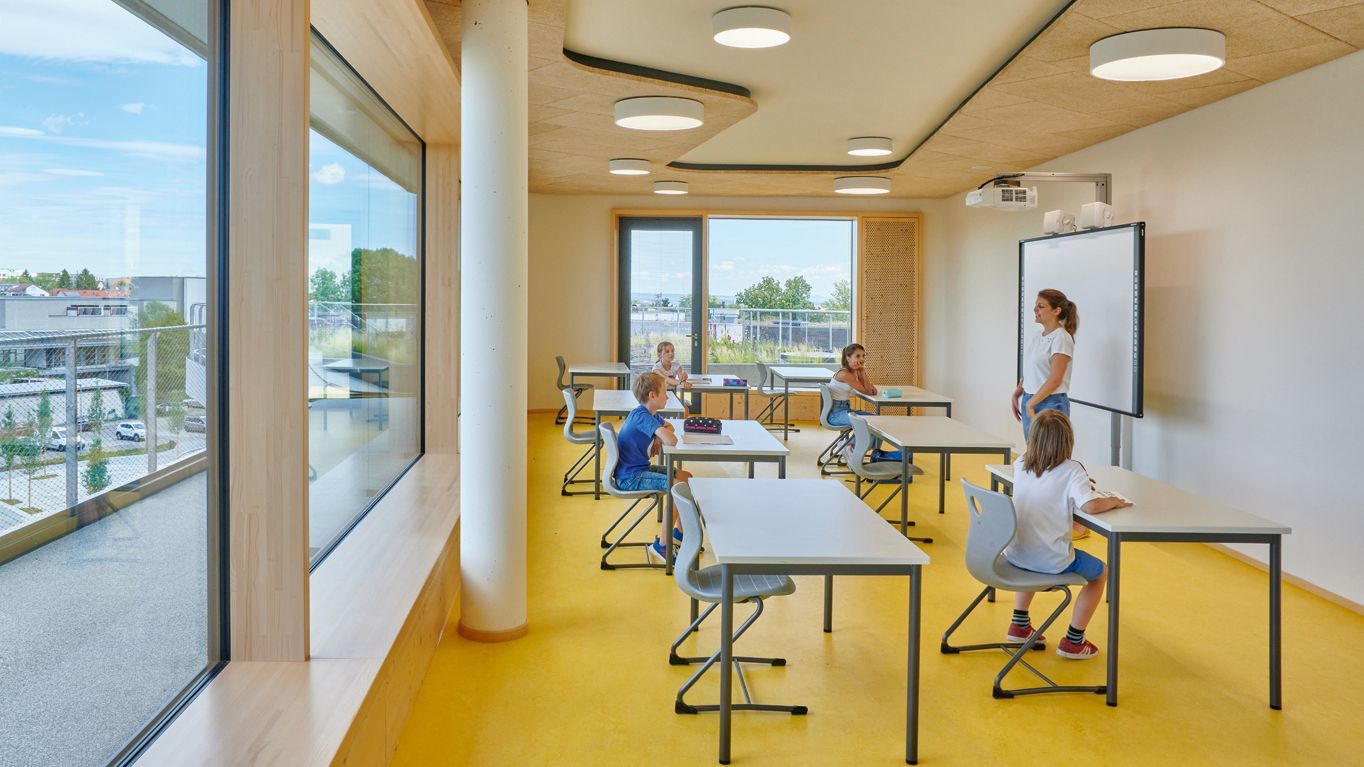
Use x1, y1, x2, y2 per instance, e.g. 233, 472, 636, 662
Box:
393, 414, 1364, 766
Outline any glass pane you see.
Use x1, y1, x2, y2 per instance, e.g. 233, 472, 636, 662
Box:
706, 218, 854, 381
626, 228, 694, 373
307, 33, 422, 565
0, 0, 219, 764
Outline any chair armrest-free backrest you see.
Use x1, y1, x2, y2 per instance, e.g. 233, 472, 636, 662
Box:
846, 413, 875, 475
960, 479, 1023, 588
818, 383, 836, 429
598, 421, 622, 493
562, 388, 595, 443
555, 355, 570, 391
670, 483, 707, 600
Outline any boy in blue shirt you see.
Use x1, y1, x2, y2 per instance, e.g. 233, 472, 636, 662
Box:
616, 371, 691, 563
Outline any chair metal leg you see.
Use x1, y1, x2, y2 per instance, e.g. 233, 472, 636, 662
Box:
600, 497, 663, 570
561, 444, 597, 495
675, 599, 806, 716
669, 602, 787, 667
817, 430, 854, 476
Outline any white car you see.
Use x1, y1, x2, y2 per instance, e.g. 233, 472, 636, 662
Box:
46, 427, 88, 452
115, 421, 147, 441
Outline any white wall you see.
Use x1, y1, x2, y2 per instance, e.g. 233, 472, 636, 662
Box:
928, 50, 1364, 603
528, 194, 946, 410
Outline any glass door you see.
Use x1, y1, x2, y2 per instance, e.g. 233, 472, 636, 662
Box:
617, 217, 704, 373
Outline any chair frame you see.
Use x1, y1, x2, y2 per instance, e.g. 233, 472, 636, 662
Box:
815, 383, 853, 477
554, 355, 595, 426
597, 421, 665, 571
940, 479, 1107, 700
560, 388, 597, 496
848, 413, 932, 544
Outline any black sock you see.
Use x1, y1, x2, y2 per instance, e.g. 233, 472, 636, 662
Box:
1011, 609, 1031, 628
1066, 625, 1085, 644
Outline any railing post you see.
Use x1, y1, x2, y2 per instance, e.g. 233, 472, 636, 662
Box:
65, 339, 79, 508
146, 330, 158, 474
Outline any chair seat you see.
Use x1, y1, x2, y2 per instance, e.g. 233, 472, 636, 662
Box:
989, 558, 1090, 591
605, 484, 664, 500
857, 461, 925, 480
690, 567, 796, 602
566, 432, 596, 445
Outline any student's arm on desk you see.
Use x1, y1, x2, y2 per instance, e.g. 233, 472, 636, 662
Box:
1081, 496, 1132, 515
654, 421, 678, 447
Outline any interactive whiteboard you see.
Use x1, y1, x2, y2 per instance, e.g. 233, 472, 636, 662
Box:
1018, 223, 1144, 417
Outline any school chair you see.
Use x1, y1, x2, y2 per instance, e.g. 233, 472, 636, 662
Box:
750, 361, 799, 434
560, 388, 597, 496
847, 414, 931, 543
815, 383, 853, 476
940, 479, 1107, 700
554, 355, 594, 426
597, 421, 666, 571
668, 483, 806, 717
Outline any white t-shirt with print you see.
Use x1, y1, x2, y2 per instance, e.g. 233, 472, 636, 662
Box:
653, 360, 684, 380
1022, 327, 1075, 394
1003, 458, 1103, 573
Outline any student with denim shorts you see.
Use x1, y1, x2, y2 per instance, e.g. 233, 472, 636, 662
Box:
1004, 410, 1131, 659
827, 343, 902, 461
615, 371, 692, 563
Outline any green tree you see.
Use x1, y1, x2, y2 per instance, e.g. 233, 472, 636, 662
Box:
86, 387, 106, 434
57, 269, 72, 289
167, 403, 186, 458
825, 279, 852, 311
74, 268, 99, 290
19, 269, 32, 283
679, 294, 692, 309
309, 268, 350, 303
36, 389, 53, 444
781, 276, 814, 309
135, 301, 188, 407
21, 419, 42, 510
350, 248, 417, 305
83, 439, 110, 495
734, 276, 785, 309
659, 296, 671, 308
1, 407, 19, 502
33, 272, 61, 292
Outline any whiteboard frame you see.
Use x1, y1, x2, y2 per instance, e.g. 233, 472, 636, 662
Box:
1017, 222, 1145, 418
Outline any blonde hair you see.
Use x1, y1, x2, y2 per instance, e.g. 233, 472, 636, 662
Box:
656, 340, 674, 357
1021, 410, 1075, 477
632, 371, 665, 404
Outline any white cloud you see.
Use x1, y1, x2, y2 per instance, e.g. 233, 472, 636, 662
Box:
0, 126, 44, 137
0, 0, 201, 66
120, 103, 146, 115
44, 168, 103, 177
313, 163, 346, 185
714, 260, 736, 271
42, 112, 87, 134
0, 128, 205, 161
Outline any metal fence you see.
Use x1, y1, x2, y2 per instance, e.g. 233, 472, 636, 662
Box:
0, 325, 207, 529
628, 306, 852, 366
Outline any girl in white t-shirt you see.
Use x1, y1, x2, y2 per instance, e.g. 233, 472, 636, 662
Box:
652, 341, 689, 387
1005, 410, 1131, 659
1012, 288, 1077, 439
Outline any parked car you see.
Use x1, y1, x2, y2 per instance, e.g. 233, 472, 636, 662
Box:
182, 398, 205, 410
46, 427, 88, 452
184, 415, 207, 433
115, 421, 147, 441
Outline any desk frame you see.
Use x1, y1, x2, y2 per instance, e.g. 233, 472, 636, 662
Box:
663, 452, 786, 577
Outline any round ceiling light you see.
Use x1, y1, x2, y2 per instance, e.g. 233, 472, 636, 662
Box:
654, 180, 689, 195
834, 176, 891, 195
1090, 28, 1225, 82
847, 137, 893, 157
614, 97, 704, 131
713, 6, 791, 49
609, 158, 651, 175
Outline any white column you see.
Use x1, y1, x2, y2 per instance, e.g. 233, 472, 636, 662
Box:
459, 0, 528, 641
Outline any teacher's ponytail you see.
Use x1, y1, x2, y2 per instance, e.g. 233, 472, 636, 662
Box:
1038, 289, 1079, 337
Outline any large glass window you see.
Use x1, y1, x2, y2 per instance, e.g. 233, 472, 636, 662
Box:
307, 34, 423, 565
706, 217, 855, 380
0, 1, 222, 764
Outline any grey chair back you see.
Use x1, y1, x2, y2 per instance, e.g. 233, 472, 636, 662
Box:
597, 422, 625, 495
846, 413, 877, 477
555, 355, 571, 392
818, 383, 839, 430
960, 479, 1088, 590
754, 361, 772, 393
670, 483, 708, 600
561, 388, 595, 444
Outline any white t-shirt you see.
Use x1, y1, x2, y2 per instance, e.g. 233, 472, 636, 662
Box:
1003, 458, 1103, 573
653, 360, 684, 380
1022, 327, 1075, 394
826, 373, 853, 401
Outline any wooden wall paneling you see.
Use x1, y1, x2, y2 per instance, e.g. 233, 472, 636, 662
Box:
858, 216, 923, 388
313, 0, 459, 143
425, 144, 459, 453
228, 0, 310, 662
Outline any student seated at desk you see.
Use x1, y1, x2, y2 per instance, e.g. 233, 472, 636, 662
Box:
1005, 410, 1131, 659
653, 341, 689, 388
616, 371, 693, 563
827, 343, 901, 461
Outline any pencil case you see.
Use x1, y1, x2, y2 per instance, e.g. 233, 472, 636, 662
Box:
683, 416, 722, 434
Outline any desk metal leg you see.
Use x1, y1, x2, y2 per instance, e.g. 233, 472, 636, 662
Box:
1105, 533, 1121, 706
1270, 536, 1283, 710
945, 404, 953, 481
779, 457, 786, 479
744, 390, 749, 420
900, 451, 910, 535
937, 453, 946, 514
823, 575, 833, 633
906, 566, 922, 765
719, 566, 735, 764
665, 458, 676, 576
594, 412, 603, 500
783, 380, 791, 441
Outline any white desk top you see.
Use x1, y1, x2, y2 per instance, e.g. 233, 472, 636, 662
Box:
853, 385, 953, 405
588, 389, 684, 416
662, 419, 788, 459
865, 416, 1013, 451
567, 362, 631, 376
984, 464, 1290, 536
690, 478, 930, 567
768, 366, 836, 383
683, 376, 751, 392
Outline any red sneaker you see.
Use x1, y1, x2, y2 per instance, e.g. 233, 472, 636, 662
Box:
1056, 637, 1100, 659
1004, 623, 1044, 644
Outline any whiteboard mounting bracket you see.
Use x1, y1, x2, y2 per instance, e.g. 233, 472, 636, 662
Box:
983, 172, 1111, 205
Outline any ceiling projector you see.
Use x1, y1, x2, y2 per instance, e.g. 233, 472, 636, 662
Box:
966, 183, 1037, 211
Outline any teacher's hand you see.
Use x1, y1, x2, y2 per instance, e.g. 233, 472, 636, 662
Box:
1025, 402, 1037, 420
1010, 393, 1022, 421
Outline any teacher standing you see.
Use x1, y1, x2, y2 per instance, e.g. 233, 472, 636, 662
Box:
1012, 288, 1077, 437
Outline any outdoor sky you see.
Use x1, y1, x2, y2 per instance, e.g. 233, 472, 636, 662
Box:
0, 0, 416, 281
630, 217, 854, 303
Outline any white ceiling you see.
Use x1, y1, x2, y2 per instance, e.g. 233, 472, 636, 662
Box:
564, 0, 1069, 166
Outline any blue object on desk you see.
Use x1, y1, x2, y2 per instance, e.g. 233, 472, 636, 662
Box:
723, 377, 747, 387
883, 389, 902, 398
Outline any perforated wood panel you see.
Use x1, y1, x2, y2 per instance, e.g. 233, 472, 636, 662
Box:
858, 216, 921, 388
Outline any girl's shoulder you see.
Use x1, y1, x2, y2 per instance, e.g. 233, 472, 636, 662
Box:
833, 368, 855, 381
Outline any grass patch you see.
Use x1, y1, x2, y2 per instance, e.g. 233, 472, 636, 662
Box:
1, 498, 17, 505
20, 507, 43, 515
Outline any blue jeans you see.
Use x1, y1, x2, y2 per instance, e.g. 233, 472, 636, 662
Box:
1019, 550, 1104, 581
1021, 392, 1070, 438
827, 400, 903, 462
616, 464, 669, 493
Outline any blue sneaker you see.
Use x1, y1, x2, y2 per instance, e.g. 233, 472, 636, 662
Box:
672, 528, 684, 543
646, 537, 672, 566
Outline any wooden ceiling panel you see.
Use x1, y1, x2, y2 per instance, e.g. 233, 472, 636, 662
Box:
425, 0, 1360, 197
